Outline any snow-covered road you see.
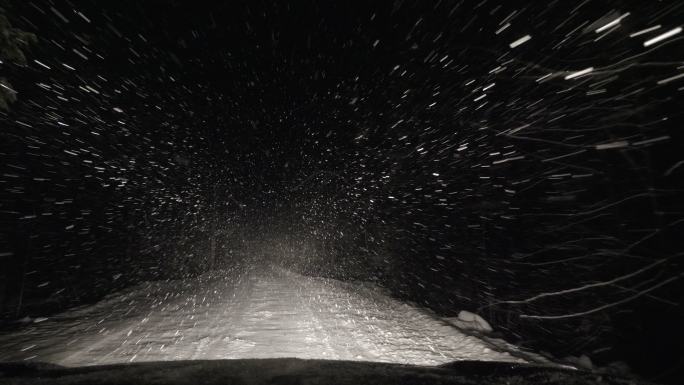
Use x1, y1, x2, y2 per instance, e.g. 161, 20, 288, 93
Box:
0, 266, 534, 366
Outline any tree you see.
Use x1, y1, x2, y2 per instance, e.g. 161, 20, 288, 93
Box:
0, 8, 37, 110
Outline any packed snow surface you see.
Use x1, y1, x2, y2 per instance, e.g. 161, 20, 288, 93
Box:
0, 266, 534, 366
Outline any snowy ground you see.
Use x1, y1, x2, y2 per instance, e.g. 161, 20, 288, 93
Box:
0, 266, 542, 367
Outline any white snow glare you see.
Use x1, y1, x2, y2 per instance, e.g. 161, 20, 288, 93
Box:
0, 265, 548, 367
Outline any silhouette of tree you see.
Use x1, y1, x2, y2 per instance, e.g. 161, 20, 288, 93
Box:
0, 8, 36, 110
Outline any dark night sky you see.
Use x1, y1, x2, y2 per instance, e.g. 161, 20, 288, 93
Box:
1, 0, 684, 381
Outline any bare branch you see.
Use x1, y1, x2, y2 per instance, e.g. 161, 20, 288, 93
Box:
520, 274, 683, 320
484, 252, 684, 312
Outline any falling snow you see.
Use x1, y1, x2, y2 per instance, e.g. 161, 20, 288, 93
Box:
0, 1, 683, 383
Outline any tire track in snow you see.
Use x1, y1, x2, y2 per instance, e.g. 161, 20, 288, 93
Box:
1, 265, 537, 366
